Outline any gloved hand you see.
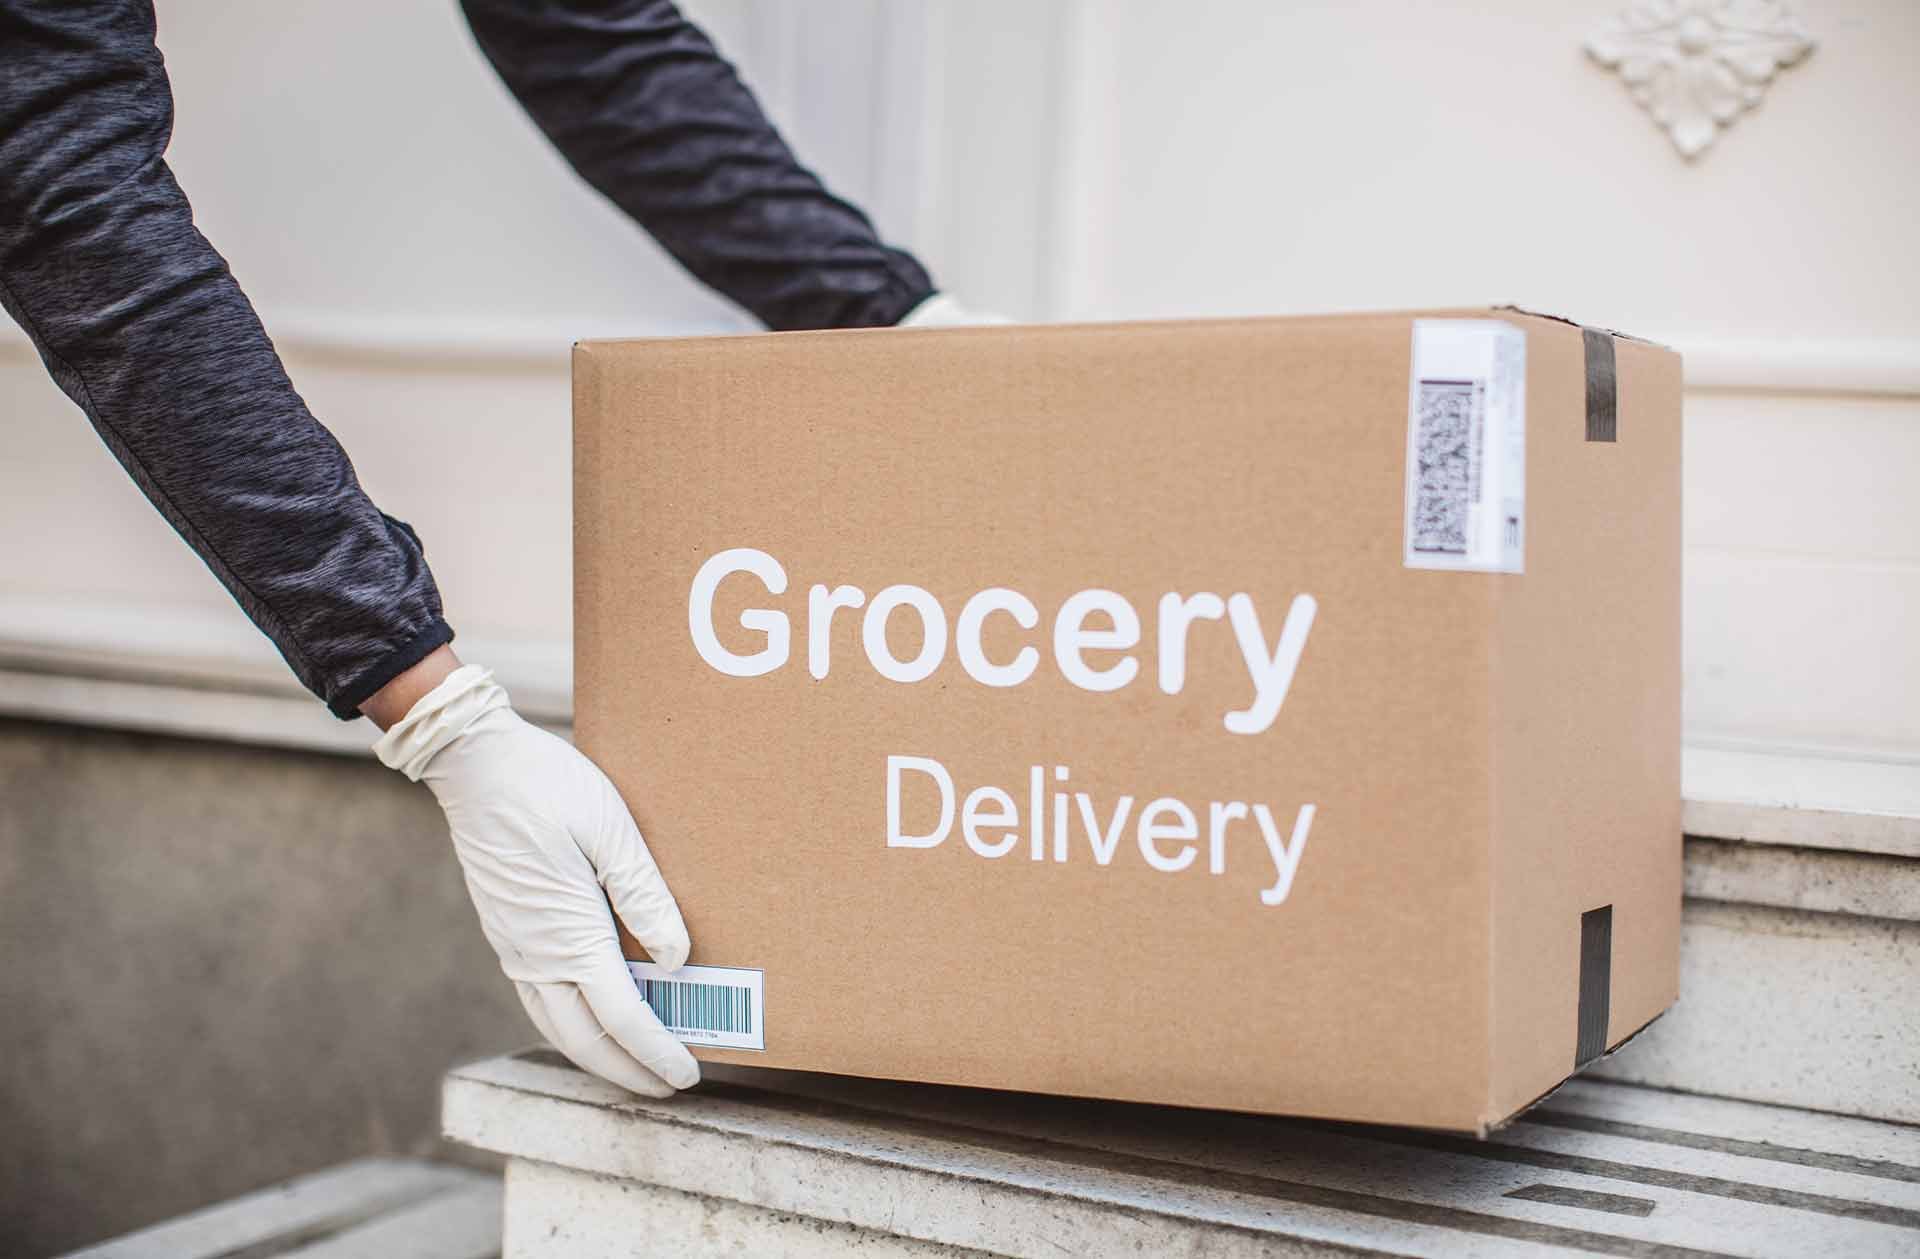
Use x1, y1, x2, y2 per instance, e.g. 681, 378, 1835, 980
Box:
897, 293, 1013, 328
374, 664, 697, 1097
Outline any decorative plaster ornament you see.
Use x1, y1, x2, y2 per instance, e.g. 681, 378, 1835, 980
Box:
1586, 0, 1815, 158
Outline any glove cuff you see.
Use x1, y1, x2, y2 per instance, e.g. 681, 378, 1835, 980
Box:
897, 293, 1012, 328
372, 663, 510, 780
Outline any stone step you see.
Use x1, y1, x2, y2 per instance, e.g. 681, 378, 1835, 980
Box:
62, 1158, 502, 1259
1680, 746, 1920, 861
443, 1048, 1920, 1258
1593, 834, 1920, 1124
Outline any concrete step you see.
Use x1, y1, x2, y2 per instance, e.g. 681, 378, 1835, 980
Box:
1593, 830, 1920, 1124
62, 1158, 501, 1259
443, 1048, 1920, 1258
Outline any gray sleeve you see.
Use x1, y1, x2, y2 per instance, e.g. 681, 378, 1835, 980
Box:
459, 0, 935, 331
0, 0, 452, 719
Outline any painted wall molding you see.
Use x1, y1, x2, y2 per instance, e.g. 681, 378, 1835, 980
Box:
0, 597, 571, 756
1674, 337, 1920, 397
7, 316, 1916, 398
3, 593, 1917, 856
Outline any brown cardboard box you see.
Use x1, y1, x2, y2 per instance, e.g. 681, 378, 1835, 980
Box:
574, 308, 1681, 1134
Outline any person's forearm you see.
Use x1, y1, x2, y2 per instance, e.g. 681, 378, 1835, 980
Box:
0, 0, 452, 718
459, 0, 934, 331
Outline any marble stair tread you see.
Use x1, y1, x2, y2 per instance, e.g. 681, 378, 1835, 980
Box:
63, 1158, 502, 1259
443, 1048, 1920, 1258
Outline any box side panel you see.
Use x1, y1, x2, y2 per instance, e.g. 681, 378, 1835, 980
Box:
1487, 322, 1684, 1123
575, 319, 1497, 1128
573, 343, 616, 764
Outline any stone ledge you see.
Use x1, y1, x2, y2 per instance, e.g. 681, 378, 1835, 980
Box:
1682, 745, 1920, 860
1592, 900, 1920, 1124
63, 1158, 500, 1259
444, 1049, 1920, 1258
1596, 836, 1920, 1123
1683, 837, 1920, 923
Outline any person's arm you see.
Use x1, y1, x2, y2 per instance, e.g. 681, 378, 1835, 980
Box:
2, 2, 697, 1097
0, 0, 450, 718
459, 0, 935, 331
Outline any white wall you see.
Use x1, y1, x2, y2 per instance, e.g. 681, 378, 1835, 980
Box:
919, 0, 1920, 809
2, 1, 1915, 807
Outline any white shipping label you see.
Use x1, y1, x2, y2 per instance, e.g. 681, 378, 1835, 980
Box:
628, 962, 765, 1051
1404, 320, 1526, 573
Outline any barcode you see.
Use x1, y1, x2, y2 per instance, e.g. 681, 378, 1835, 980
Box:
1403, 321, 1525, 573
635, 977, 753, 1034
627, 961, 766, 1050
1410, 377, 1483, 556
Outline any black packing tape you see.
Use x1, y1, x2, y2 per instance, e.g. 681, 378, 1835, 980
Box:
1576, 905, 1614, 1068
1584, 328, 1618, 442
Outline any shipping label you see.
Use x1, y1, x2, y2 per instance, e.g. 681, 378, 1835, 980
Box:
1404, 320, 1526, 573
628, 962, 765, 1051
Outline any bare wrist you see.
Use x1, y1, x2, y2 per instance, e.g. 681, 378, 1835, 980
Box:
361, 644, 463, 730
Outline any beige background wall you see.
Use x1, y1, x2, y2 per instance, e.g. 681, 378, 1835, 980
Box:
2, 0, 1912, 801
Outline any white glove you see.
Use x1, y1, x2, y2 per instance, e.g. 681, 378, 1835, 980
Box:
897, 292, 1013, 328
374, 664, 697, 1097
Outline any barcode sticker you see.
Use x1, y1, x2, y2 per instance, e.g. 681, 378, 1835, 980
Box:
627, 962, 765, 1051
1404, 320, 1526, 573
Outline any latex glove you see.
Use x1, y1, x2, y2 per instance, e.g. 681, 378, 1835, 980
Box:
897, 292, 1012, 328
374, 664, 697, 1097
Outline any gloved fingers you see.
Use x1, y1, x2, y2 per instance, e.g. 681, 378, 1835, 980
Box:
592, 795, 692, 973
527, 981, 678, 1099
581, 959, 701, 1092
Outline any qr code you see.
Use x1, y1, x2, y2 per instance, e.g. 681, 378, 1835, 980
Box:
1410, 379, 1483, 555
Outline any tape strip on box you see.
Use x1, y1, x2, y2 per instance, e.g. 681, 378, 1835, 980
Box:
1584, 327, 1618, 443
1575, 906, 1614, 1068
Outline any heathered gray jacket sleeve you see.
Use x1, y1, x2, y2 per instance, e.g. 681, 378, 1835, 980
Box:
0, 0, 936, 719
0, 1, 452, 718
457, 0, 934, 331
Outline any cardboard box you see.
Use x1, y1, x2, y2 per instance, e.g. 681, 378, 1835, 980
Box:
575, 309, 1681, 1134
